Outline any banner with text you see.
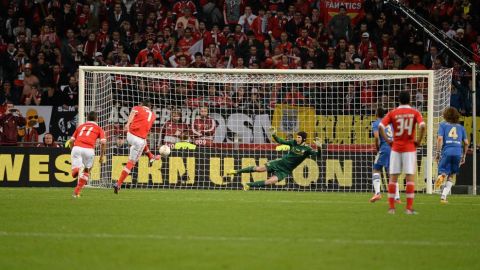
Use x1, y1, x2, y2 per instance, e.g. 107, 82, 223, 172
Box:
1, 147, 477, 189
322, 0, 365, 26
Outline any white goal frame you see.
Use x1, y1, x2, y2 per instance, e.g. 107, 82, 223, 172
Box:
79, 66, 441, 194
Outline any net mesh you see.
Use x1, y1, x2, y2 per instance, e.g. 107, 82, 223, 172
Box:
82, 68, 452, 192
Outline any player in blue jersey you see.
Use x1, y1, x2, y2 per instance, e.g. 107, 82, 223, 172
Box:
435, 107, 469, 203
370, 107, 400, 203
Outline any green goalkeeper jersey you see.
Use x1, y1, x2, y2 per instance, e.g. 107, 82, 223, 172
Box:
272, 134, 321, 172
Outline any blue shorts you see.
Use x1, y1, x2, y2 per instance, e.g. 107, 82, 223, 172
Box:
438, 155, 462, 175
373, 150, 390, 171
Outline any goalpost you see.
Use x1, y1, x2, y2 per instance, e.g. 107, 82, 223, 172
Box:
79, 66, 452, 193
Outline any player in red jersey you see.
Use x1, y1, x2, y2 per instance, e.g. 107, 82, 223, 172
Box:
114, 99, 159, 194
379, 91, 426, 214
67, 111, 106, 197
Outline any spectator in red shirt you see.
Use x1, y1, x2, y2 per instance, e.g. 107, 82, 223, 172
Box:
263, 10, 280, 39
160, 109, 189, 147
358, 32, 377, 58
173, 0, 197, 18
193, 21, 211, 44
405, 54, 427, 70
296, 28, 314, 49
0, 102, 26, 146
76, 4, 91, 28
83, 33, 99, 63
229, 24, 245, 45
192, 106, 216, 146
135, 39, 164, 66
96, 21, 110, 51
251, 8, 267, 41
177, 28, 198, 54
273, 54, 301, 69
277, 32, 293, 54
472, 35, 480, 64
176, 7, 199, 31
362, 47, 380, 69
203, 24, 220, 47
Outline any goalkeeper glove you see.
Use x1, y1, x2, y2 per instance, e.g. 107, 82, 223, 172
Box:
64, 139, 72, 149
314, 137, 323, 149
269, 127, 277, 135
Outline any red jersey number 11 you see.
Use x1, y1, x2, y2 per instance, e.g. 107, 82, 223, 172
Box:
79, 126, 94, 137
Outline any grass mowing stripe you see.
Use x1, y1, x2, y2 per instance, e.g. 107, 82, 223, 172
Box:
0, 231, 476, 247
2, 194, 480, 206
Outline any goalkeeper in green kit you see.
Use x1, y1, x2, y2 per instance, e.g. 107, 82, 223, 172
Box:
227, 127, 323, 190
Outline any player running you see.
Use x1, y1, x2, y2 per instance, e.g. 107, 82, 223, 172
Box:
379, 91, 426, 214
227, 128, 323, 190
66, 111, 106, 198
114, 99, 159, 194
435, 107, 469, 204
370, 107, 401, 203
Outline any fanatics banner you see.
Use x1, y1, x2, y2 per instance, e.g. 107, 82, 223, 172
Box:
322, 0, 365, 25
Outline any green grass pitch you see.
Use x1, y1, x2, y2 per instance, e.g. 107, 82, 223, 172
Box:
0, 188, 479, 270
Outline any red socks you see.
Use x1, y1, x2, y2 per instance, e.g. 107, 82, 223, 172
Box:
388, 182, 396, 209
116, 160, 136, 187
144, 145, 154, 159
388, 181, 415, 210
74, 172, 89, 195
72, 167, 79, 178
406, 182, 415, 210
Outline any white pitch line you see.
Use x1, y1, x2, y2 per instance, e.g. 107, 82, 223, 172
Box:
0, 231, 476, 247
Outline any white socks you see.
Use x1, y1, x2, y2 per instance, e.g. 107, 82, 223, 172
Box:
373, 173, 401, 200
373, 173, 381, 195
441, 180, 453, 200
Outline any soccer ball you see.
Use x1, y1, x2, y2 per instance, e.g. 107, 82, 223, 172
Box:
159, 145, 171, 157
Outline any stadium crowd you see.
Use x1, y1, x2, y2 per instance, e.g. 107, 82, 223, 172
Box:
0, 0, 479, 146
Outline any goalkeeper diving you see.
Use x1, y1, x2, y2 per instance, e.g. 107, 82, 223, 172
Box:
227, 128, 323, 190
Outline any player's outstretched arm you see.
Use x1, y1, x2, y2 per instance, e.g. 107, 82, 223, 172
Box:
270, 127, 292, 145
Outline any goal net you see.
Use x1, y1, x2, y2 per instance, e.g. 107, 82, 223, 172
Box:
79, 67, 452, 193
